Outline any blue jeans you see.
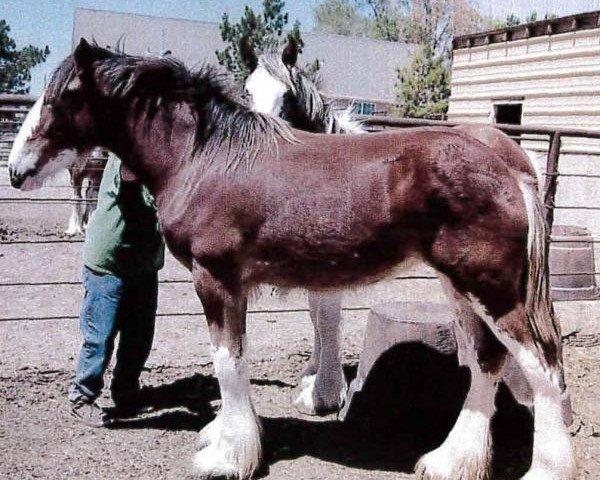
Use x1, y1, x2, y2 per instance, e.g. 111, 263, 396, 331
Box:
69, 267, 158, 404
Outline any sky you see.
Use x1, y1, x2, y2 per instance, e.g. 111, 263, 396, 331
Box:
3, 0, 600, 95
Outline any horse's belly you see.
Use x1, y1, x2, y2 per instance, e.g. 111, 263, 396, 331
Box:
246, 236, 417, 289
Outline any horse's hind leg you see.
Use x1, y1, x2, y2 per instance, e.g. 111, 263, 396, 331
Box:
295, 291, 347, 415
469, 300, 575, 480
416, 282, 506, 480
192, 265, 261, 480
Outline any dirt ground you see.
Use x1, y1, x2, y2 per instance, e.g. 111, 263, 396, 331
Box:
1, 169, 599, 479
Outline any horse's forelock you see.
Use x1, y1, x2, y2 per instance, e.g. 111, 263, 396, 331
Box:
44, 56, 77, 105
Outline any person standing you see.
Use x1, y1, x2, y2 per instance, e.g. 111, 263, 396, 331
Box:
68, 152, 164, 427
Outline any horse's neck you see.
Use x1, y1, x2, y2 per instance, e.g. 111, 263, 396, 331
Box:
114, 103, 196, 201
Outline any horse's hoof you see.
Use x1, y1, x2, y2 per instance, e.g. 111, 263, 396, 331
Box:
193, 438, 260, 480
64, 227, 82, 236
293, 374, 318, 415
193, 445, 239, 479
193, 412, 261, 480
198, 414, 222, 448
415, 439, 491, 480
520, 469, 572, 480
293, 374, 347, 416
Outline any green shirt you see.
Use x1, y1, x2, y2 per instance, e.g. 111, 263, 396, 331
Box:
83, 154, 165, 277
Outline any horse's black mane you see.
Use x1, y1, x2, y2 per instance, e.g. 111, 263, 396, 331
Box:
46, 43, 295, 172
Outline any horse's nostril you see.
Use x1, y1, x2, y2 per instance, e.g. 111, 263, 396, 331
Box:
8, 167, 24, 189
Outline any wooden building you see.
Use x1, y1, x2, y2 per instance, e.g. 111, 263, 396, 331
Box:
448, 10, 600, 154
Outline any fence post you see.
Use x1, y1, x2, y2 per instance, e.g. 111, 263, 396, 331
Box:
543, 132, 561, 234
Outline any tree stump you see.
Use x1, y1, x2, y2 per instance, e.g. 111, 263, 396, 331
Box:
339, 301, 572, 427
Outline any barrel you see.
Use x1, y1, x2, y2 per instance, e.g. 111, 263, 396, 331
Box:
549, 225, 598, 301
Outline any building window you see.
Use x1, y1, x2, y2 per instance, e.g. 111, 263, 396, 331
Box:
352, 102, 376, 115
494, 103, 522, 125
494, 103, 523, 144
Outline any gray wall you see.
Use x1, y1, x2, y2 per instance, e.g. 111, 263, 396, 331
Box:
73, 8, 415, 105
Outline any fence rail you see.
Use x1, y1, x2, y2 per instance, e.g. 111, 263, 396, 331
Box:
359, 115, 600, 233
2, 103, 600, 321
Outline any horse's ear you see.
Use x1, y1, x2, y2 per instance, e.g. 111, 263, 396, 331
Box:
281, 36, 298, 68
239, 36, 258, 72
73, 38, 95, 74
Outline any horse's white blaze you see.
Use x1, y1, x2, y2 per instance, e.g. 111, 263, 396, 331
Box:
8, 94, 44, 175
20, 149, 79, 191
246, 66, 287, 116
8, 92, 80, 190
194, 343, 261, 479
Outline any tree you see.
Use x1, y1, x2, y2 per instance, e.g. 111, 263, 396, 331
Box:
394, 0, 491, 118
494, 12, 557, 29
314, 0, 405, 41
394, 44, 450, 118
359, 0, 402, 41
0, 19, 49, 94
216, 0, 306, 85
314, 0, 369, 37
312, 0, 492, 118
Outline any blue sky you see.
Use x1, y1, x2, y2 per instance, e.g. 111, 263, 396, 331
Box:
3, 0, 600, 95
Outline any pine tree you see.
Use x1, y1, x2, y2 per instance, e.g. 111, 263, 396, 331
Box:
395, 44, 450, 119
0, 19, 49, 94
215, 0, 305, 85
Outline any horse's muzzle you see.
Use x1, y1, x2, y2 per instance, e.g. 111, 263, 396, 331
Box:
8, 165, 28, 189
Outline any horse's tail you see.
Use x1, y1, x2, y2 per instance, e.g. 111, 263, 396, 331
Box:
523, 149, 543, 194
519, 177, 562, 365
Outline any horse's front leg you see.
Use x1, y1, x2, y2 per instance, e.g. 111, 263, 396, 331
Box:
295, 291, 347, 415
82, 180, 100, 230
65, 181, 84, 236
192, 264, 261, 480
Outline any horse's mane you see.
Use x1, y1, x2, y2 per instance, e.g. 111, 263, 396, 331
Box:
257, 51, 365, 135
46, 43, 296, 172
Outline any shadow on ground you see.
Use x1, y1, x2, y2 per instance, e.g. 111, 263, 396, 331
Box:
109, 344, 533, 478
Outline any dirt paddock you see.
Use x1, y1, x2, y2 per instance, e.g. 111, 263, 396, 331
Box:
1, 169, 599, 479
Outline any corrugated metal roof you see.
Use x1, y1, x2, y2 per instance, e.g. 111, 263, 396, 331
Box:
453, 10, 600, 50
73, 8, 415, 103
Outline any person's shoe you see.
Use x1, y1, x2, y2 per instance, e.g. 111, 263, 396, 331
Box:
109, 390, 155, 419
108, 402, 154, 419
69, 398, 108, 427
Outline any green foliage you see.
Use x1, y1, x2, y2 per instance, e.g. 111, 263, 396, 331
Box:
0, 19, 49, 94
362, 0, 401, 41
394, 44, 450, 119
314, 0, 369, 37
216, 0, 305, 85
314, 0, 403, 41
494, 11, 557, 29
313, 0, 493, 118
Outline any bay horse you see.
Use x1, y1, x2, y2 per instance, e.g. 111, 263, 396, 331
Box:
241, 36, 367, 415
241, 37, 544, 417
8, 40, 574, 480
